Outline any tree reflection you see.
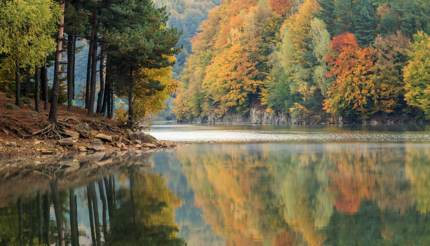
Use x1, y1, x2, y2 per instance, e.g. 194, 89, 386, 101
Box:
0, 169, 185, 246
175, 143, 430, 246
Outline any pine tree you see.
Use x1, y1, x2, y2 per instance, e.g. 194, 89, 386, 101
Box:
352, 0, 377, 46
333, 0, 353, 35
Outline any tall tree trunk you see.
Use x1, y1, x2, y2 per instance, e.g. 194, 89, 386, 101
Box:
49, 0, 65, 123
108, 88, 114, 119
127, 68, 134, 127
34, 68, 41, 112
17, 198, 23, 246
72, 36, 76, 100
85, 39, 93, 110
51, 180, 65, 246
43, 193, 50, 245
97, 44, 106, 114
41, 65, 48, 110
69, 189, 79, 246
88, 8, 98, 115
98, 181, 108, 240
37, 192, 43, 245
101, 56, 111, 116
15, 59, 21, 107
67, 34, 74, 111
90, 183, 101, 245
87, 185, 97, 246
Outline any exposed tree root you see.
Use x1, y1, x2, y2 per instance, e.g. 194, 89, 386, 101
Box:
33, 122, 68, 140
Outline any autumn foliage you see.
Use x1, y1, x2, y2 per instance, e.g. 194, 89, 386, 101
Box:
174, 0, 430, 124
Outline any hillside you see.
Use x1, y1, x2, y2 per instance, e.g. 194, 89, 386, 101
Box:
174, 0, 430, 125
156, 0, 221, 75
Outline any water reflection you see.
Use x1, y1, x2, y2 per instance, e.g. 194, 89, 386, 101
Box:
2, 143, 430, 245
0, 169, 185, 246
167, 143, 430, 246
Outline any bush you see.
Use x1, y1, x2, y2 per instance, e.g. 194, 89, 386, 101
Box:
22, 97, 32, 105
5, 103, 19, 110
115, 107, 128, 125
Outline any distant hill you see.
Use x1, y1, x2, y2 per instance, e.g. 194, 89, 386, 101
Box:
155, 0, 220, 76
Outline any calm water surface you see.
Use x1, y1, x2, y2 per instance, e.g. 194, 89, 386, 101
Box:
2, 126, 430, 245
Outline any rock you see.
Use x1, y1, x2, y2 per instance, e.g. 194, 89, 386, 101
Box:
91, 139, 104, 146
39, 149, 55, 155
133, 139, 142, 145
88, 145, 106, 152
5, 142, 17, 147
58, 138, 75, 147
128, 131, 158, 143
64, 130, 80, 140
78, 146, 87, 152
142, 143, 157, 149
95, 133, 113, 142
33, 140, 42, 145
76, 123, 91, 138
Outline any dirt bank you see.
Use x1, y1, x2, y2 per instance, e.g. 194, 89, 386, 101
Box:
0, 92, 174, 159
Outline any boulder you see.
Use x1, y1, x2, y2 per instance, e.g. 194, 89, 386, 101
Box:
75, 123, 91, 138
128, 131, 158, 143
95, 133, 113, 142
64, 130, 80, 140
58, 138, 75, 147
88, 145, 106, 152
142, 143, 157, 149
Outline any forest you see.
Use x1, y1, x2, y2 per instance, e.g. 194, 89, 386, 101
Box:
174, 0, 430, 125
0, 0, 179, 129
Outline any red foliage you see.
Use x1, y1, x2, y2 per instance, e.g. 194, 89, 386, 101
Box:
331, 32, 359, 53
269, 0, 293, 15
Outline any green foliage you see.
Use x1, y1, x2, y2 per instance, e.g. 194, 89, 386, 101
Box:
404, 32, 430, 118
0, 0, 59, 78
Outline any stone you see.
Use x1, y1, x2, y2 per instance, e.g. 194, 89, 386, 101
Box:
33, 140, 42, 145
78, 146, 87, 152
95, 133, 113, 142
88, 145, 106, 152
91, 139, 104, 146
5, 142, 17, 147
58, 138, 75, 147
40, 149, 55, 155
143, 143, 157, 149
75, 123, 91, 138
64, 130, 80, 140
133, 139, 142, 145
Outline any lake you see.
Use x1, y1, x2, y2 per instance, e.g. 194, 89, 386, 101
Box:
2, 125, 430, 245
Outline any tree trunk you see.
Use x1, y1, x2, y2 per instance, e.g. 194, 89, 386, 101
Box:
43, 193, 50, 245
87, 185, 97, 246
67, 34, 74, 111
72, 36, 76, 100
127, 68, 134, 127
34, 68, 41, 112
15, 59, 21, 107
51, 180, 65, 246
37, 192, 43, 245
69, 189, 79, 246
48, 0, 65, 123
88, 8, 98, 115
98, 181, 108, 240
90, 183, 101, 245
97, 45, 106, 114
85, 39, 93, 110
17, 198, 23, 246
41, 65, 48, 110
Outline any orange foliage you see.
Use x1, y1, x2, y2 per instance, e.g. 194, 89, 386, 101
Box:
330, 32, 359, 53
269, 0, 293, 15
324, 33, 377, 117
